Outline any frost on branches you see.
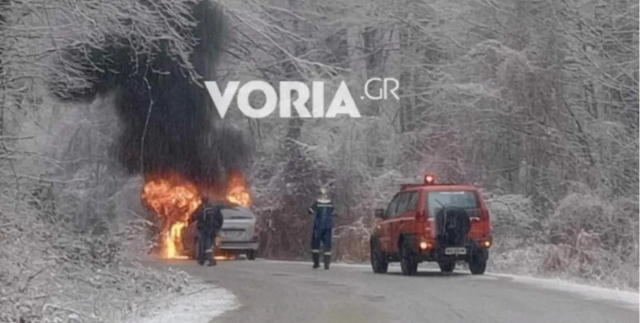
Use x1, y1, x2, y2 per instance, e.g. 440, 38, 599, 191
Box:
0, 1, 221, 322
226, 0, 638, 290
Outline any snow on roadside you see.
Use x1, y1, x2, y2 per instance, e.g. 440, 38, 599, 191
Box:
486, 273, 639, 309
262, 259, 639, 309
124, 282, 239, 323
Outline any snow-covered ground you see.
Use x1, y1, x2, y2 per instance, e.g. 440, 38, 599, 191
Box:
484, 273, 639, 310
124, 282, 239, 323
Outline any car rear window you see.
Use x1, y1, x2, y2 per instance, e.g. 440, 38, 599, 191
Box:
426, 191, 479, 217
221, 207, 255, 219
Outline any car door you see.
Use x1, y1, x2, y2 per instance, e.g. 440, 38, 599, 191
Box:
395, 191, 419, 236
379, 193, 401, 252
388, 192, 410, 253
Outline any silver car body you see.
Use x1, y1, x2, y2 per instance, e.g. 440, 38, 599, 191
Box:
218, 206, 259, 252
181, 205, 259, 259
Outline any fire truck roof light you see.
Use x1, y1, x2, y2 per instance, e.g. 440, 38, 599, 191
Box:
424, 174, 435, 184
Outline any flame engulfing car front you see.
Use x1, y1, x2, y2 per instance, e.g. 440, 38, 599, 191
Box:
182, 205, 259, 260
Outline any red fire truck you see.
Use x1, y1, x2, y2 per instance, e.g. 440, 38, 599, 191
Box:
370, 174, 492, 276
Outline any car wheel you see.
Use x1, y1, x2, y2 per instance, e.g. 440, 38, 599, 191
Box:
438, 260, 456, 273
247, 249, 256, 260
370, 238, 388, 274
469, 250, 487, 275
400, 240, 418, 276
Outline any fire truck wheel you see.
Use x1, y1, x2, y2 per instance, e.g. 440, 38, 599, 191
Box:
400, 240, 418, 276
370, 238, 388, 274
247, 249, 256, 260
438, 260, 456, 273
469, 250, 487, 275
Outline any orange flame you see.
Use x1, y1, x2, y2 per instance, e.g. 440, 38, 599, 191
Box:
142, 173, 201, 259
226, 172, 252, 208
141, 171, 252, 258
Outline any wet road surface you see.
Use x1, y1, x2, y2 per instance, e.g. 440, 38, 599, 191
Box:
153, 259, 639, 323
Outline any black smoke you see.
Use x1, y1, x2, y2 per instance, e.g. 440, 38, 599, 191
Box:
48, 0, 251, 189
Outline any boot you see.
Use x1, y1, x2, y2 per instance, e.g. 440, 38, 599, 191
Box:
196, 247, 205, 266
323, 254, 331, 270
312, 253, 320, 269
206, 249, 216, 266
196, 240, 205, 265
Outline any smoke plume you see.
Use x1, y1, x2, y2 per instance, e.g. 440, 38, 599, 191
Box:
48, 0, 251, 189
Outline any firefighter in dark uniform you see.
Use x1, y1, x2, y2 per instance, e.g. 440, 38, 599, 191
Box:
191, 196, 224, 266
309, 187, 336, 269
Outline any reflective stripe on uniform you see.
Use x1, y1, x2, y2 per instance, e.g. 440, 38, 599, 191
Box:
308, 208, 314, 214
323, 252, 331, 255
311, 249, 320, 253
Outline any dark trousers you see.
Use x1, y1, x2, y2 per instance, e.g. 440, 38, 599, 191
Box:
311, 227, 332, 255
198, 230, 217, 263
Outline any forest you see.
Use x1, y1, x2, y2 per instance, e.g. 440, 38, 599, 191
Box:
0, 0, 637, 321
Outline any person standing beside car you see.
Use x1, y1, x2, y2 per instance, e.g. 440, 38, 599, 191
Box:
191, 196, 225, 266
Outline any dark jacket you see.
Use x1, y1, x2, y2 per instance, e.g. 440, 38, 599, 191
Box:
308, 198, 335, 231
193, 202, 224, 235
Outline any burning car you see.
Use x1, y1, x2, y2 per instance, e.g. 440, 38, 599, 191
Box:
141, 171, 254, 260
181, 205, 259, 260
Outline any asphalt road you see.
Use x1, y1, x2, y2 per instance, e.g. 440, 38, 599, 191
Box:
156, 259, 639, 323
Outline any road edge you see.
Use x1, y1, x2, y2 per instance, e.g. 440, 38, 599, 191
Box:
485, 272, 639, 308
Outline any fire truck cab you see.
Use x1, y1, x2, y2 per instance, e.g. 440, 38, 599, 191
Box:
370, 174, 492, 276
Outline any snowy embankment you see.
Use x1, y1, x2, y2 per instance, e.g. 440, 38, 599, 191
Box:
487, 273, 639, 310
0, 176, 239, 322
124, 280, 239, 323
